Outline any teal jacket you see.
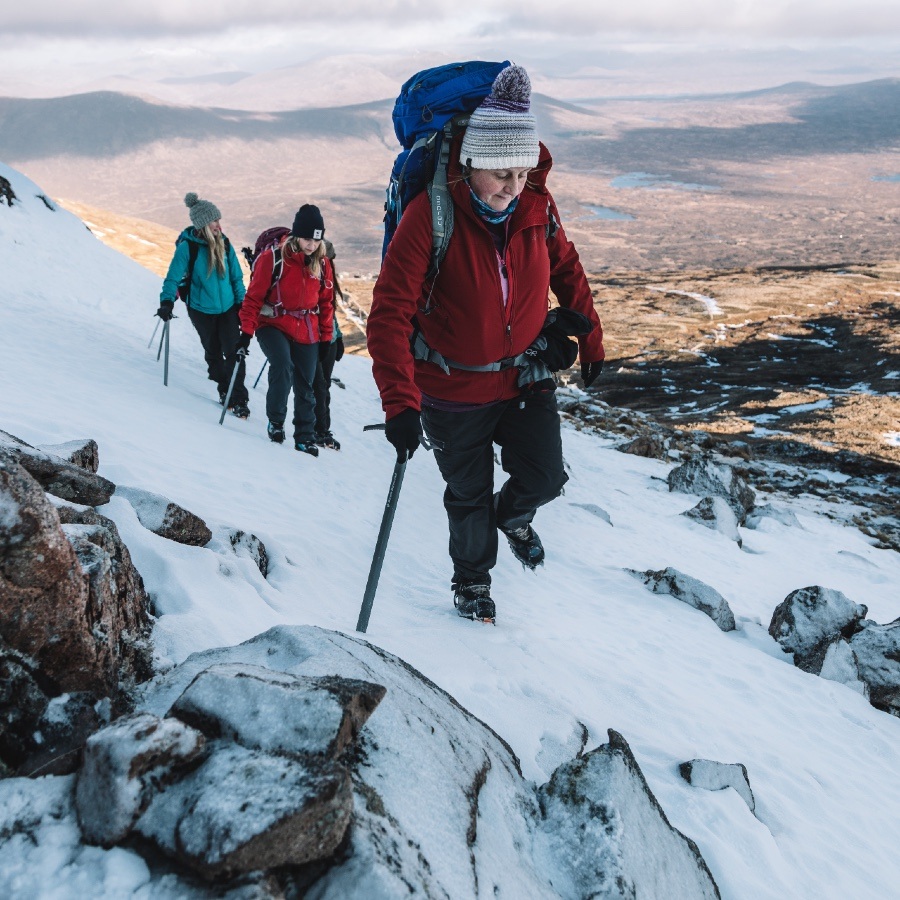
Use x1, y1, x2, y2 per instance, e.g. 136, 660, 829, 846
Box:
160, 228, 246, 315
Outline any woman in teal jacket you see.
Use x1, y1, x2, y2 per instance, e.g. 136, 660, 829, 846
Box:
157, 192, 250, 417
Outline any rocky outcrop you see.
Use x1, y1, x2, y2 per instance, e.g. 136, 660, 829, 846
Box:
116, 485, 212, 546
38, 439, 99, 474
680, 758, 756, 814
0, 175, 16, 206
0, 431, 114, 506
537, 730, 721, 899
668, 455, 755, 523
849, 619, 900, 715
630, 567, 737, 632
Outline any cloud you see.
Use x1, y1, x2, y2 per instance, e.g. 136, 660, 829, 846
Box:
7, 0, 900, 40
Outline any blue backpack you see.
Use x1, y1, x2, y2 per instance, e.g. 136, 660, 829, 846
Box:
382, 59, 510, 278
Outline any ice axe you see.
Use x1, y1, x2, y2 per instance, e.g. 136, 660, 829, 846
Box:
218, 348, 247, 424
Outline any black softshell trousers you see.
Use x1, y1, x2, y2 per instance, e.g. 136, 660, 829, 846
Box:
186, 304, 248, 404
421, 390, 567, 584
255, 326, 318, 443
314, 340, 338, 436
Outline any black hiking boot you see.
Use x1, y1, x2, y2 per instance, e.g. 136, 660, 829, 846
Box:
231, 402, 250, 419
500, 523, 545, 569
295, 441, 319, 457
267, 421, 285, 444
218, 390, 228, 406
452, 580, 496, 624
315, 431, 341, 451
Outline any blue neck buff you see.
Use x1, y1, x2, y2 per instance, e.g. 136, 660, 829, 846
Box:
469, 189, 518, 225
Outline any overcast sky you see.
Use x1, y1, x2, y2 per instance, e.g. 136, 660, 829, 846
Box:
3, 0, 899, 97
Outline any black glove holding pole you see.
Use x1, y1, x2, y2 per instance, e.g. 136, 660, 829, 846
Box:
156, 301, 174, 321
384, 408, 423, 463
235, 332, 252, 355
581, 360, 603, 388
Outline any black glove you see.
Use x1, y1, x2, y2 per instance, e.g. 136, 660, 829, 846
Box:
156, 301, 174, 321
384, 408, 422, 463
527, 331, 579, 372
334, 335, 344, 362
235, 332, 252, 356
581, 360, 603, 388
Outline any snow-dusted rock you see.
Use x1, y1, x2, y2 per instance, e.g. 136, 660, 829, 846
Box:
228, 529, 269, 578
849, 618, 900, 715
815, 639, 868, 696
617, 431, 668, 460
630, 567, 736, 632
570, 501, 613, 525
769, 586, 867, 671
168, 663, 386, 760
0, 174, 16, 206
76, 712, 205, 846
116, 485, 212, 546
668, 455, 755, 521
682, 496, 742, 545
135, 742, 352, 880
537, 730, 721, 899
0, 430, 114, 506
37, 439, 99, 474
679, 758, 756, 814
744, 503, 801, 531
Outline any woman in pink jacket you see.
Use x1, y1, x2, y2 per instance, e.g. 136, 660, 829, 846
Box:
367, 65, 604, 622
238, 205, 334, 456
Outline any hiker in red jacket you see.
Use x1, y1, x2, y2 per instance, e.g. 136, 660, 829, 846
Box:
367, 64, 604, 622
237, 204, 334, 457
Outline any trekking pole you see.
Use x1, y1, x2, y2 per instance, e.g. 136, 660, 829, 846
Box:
357, 431, 407, 633
218, 349, 246, 425
253, 359, 268, 389
156, 321, 167, 361
148, 317, 160, 348
162, 320, 171, 386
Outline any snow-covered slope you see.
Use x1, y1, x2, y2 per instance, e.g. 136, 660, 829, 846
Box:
2, 161, 900, 899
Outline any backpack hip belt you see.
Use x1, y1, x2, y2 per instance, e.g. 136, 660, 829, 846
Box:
261, 302, 320, 320
411, 327, 550, 387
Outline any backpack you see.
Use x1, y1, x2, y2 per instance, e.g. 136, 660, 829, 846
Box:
176, 233, 231, 307
382, 59, 510, 278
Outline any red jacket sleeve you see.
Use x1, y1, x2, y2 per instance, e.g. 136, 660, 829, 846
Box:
546, 196, 605, 364
367, 194, 434, 419
239, 249, 275, 336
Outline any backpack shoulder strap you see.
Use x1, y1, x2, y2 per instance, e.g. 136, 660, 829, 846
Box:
425, 117, 464, 280
545, 202, 559, 242
181, 239, 200, 307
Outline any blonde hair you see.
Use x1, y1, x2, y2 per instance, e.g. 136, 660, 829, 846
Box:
284, 236, 325, 279
200, 224, 226, 277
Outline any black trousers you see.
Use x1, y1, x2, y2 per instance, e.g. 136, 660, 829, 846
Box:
422, 391, 567, 584
314, 340, 338, 436
187, 304, 248, 404
255, 327, 318, 443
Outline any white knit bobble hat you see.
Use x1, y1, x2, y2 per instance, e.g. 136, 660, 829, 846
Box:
459, 64, 540, 170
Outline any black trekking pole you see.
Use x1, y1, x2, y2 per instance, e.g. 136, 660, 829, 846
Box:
148, 317, 160, 349
156, 321, 167, 361
357, 434, 407, 633
253, 359, 268, 389
162, 320, 171, 386
218, 349, 246, 425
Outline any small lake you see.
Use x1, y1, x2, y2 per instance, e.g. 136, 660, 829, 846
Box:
584, 205, 635, 221
610, 172, 719, 192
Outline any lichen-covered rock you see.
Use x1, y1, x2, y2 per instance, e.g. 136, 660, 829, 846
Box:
0, 640, 52, 772
169, 663, 385, 760
769, 586, 867, 670
617, 431, 668, 460
116, 485, 212, 546
38, 439, 99, 474
76, 712, 206, 846
679, 758, 756, 814
630, 567, 736, 632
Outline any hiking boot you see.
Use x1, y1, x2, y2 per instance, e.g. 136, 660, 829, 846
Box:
231, 403, 250, 419
315, 431, 341, 451
500, 523, 545, 569
218, 390, 228, 406
267, 421, 285, 444
452, 580, 496, 623
295, 441, 319, 457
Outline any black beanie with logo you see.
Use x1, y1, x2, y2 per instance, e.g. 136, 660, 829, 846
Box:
291, 204, 325, 240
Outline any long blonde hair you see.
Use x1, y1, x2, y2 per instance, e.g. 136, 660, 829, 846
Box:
199, 224, 226, 277
284, 236, 325, 279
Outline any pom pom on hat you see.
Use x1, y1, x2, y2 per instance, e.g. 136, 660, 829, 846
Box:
184, 192, 222, 230
459, 63, 540, 171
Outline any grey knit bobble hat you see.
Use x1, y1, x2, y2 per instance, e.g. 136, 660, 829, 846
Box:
184, 192, 222, 230
459, 64, 540, 170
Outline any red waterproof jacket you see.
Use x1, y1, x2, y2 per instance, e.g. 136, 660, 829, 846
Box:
240, 242, 334, 345
367, 139, 604, 420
